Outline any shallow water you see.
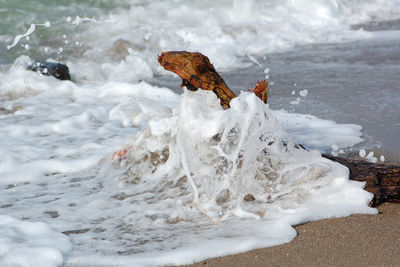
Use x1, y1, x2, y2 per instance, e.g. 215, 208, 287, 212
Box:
230, 31, 400, 160
0, 1, 399, 266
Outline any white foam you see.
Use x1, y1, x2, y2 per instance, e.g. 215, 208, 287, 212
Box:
0, 69, 375, 265
273, 109, 364, 153
359, 149, 384, 163
0, 215, 72, 267
67, 89, 375, 265
7, 22, 51, 50
0, 59, 179, 185
299, 89, 309, 97
366, 151, 374, 160
71, 16, 98, 26
290, 97, 301, 105
48, 0, 400, 82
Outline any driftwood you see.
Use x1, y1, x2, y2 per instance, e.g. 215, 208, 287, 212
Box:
323, 155, 400, 206
158, 51, 400, 207
158, 51, 268, 108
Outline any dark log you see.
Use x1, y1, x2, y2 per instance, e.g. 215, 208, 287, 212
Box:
28, 61, 71, 80
323, 155, 400, 207
158, 51, 400, 207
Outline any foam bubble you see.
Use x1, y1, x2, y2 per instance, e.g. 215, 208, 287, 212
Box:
299, 89, 309, 97
359, 149, 366, 158
290, 97, 301, 105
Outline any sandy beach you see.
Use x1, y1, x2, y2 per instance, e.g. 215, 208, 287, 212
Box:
185, 203, 400, 266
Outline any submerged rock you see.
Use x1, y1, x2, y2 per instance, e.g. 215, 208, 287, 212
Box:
0, 107, 13, 114
28, 61, 71, 80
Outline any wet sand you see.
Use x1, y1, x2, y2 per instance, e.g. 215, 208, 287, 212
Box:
184, 203, 400, 266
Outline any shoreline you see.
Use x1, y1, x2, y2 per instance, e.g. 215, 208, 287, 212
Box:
184, 202, 400, 266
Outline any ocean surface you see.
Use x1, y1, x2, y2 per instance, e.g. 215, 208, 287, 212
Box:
0, 1, 399, 266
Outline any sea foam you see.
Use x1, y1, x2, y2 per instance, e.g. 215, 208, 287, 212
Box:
0, 215, 72, 267
0, 67, 376, 265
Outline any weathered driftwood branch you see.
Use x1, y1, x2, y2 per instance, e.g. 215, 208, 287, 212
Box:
158, 51, 268, 108
158, 51, 399, 207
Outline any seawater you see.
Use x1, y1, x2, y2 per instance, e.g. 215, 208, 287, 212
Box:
0, 0, 398, 266
1, 0, 400, 72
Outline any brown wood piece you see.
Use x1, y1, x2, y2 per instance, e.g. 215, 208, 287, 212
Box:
249, 80, 269, 104
158, 51, 237, 108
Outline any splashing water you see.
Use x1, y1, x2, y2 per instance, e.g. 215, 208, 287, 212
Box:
7, 22, 51, 50
116, 89, 373, 221
55, 89, 374, 265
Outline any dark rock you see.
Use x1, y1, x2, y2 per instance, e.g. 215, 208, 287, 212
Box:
28, 61, 71, 80
0, 107, 13, 114
62, 228, 90, 235
44, 210, 60, 218
111, 192, 127, 200
243, 194, 255, 202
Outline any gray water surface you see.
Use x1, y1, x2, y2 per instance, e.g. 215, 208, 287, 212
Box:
233, 37, 400, 161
